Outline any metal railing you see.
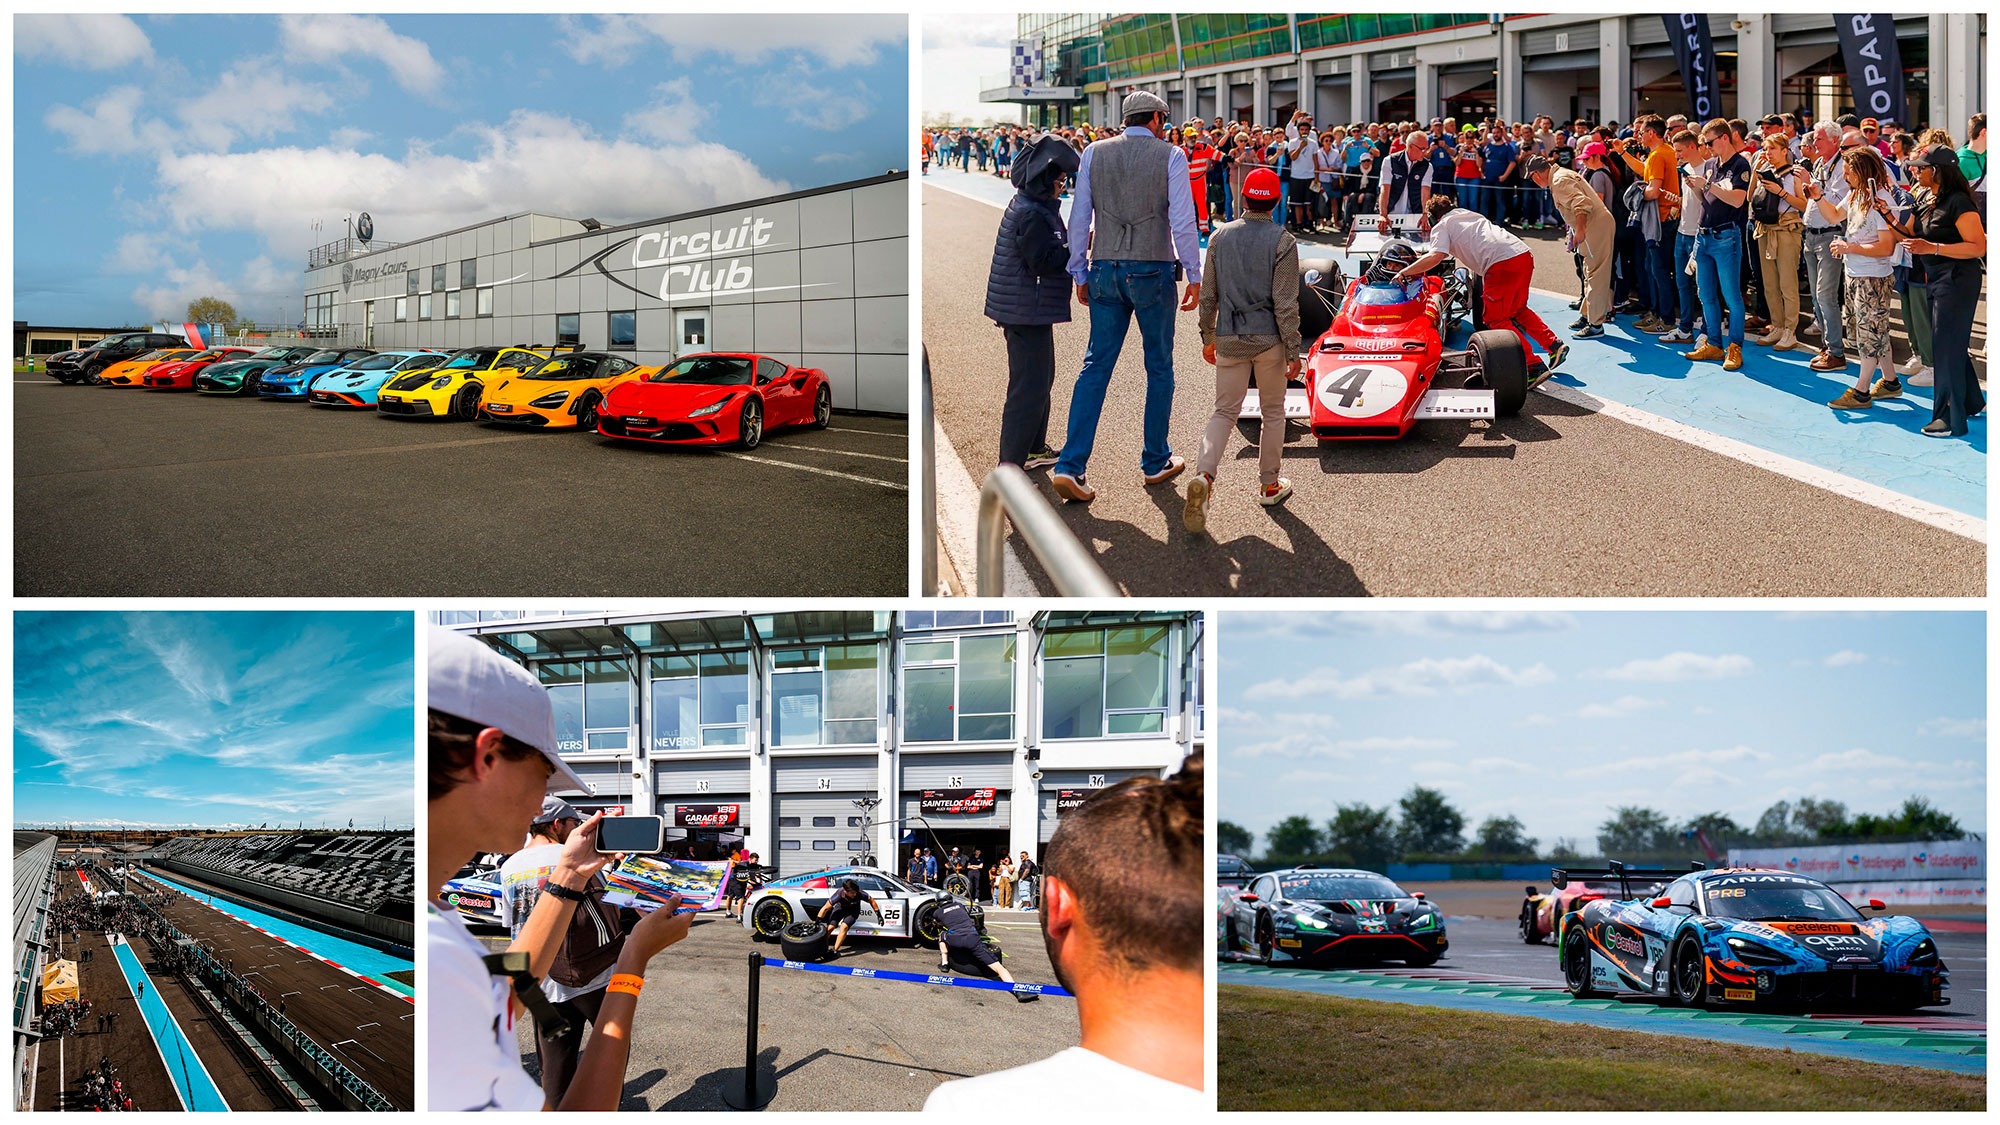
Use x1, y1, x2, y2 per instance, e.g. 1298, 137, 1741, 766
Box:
919, 350, 940, 595
977, 466, 1119, 597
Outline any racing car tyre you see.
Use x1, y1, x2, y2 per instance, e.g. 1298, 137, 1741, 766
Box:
1253, 911, 1277, 964
913, 901, 944, 943
780, 920, 832, 962
750, 897, 793, 939
1469, 328, 1529, 417
1562, 926, 1600, 997
1297, 258, 1344, 344
1669, 936, 1709, 1007
1403, 951, 1439, 967
1519, 903, 1543, 945
942, 873, 972, 899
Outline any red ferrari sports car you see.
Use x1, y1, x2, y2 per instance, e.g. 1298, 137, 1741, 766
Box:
142, 347, 257, 390
596, 353, 831, 451
1520, 875, 1645, 944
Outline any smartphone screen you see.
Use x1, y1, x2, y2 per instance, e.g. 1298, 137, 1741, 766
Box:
595, 815, 664, 855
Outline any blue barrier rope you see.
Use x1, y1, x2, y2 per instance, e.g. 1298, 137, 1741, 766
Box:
763, 957, 1073, 998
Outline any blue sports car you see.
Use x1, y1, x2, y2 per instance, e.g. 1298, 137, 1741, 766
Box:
258, 347, 376, 400
308, 350, 448, 408
1558, 863, 1948, 1010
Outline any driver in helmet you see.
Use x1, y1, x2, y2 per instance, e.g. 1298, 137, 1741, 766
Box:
1367, 237, 1424, 287
1388, 195, 1570, 379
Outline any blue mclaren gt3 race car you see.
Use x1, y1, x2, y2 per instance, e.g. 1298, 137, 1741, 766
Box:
1558, 863, 1948, 1010
1219, 866, 1447, 966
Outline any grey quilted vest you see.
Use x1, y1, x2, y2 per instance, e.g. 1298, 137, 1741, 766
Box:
1208, 214, 1284, 338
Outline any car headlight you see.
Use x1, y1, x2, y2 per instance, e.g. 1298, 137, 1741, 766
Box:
530, 392, 570, 409
1908, 938, 1939, 966
430, 375, 454, 390
1725, 936, 1792, 965
687, 398, 730, 418
1409, 911, 1439, 930
1293, 912, 1326, 930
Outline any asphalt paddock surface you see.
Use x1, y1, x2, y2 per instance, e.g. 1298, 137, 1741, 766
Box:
15, 380, 909, 596
923, 186, 1984, 596
31, 929, 182, 1111
469, 910, 1076, 1111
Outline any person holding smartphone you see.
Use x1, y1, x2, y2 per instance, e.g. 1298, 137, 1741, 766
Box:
816, 878, 886, 955
1896, 145, 1988, 438
1681, 120, 1753, 371
1824, 147, 1901, 410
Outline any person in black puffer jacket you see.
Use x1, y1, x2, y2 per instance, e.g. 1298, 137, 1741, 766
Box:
985, 134, 1081, 468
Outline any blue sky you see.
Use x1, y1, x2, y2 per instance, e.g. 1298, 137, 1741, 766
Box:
15, 14, 909, 327
15, 611, 415, 829
1220, 611, 1987, 853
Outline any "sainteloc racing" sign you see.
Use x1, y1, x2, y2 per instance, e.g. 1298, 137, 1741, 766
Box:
919, 789, 998, 814
673, 804, 741, 828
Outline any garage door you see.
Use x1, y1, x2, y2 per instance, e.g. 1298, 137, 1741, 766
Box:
567, 759, 631, 797
774, 793, 875, 876
1038, 768, 1161, 843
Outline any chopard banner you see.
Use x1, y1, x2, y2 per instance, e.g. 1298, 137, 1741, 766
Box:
673, 804, 741, 828
1833, 14, 1906, 122
920, 789, 998, 814
1662, 14, 1719, 122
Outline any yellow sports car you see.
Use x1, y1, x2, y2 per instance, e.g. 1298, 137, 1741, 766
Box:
376, 345, 550, 419
479, 351, 645, 429
100, 348, 200, 387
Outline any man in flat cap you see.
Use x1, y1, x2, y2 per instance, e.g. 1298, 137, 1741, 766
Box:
1050, 88, 1203, 504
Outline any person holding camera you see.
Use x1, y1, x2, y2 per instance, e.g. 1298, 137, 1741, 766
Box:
816, 878, 886, 956
1748, 134, 1808, 351
428, 628, 692, 1112
1528, 154, 1610, 338
1823, 147, 1900, 411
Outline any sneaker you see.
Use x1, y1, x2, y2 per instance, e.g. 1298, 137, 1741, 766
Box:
1050, 472, 1096, 503
1182, 474, 1211, 534
1869, 376, 1903, 399
1684, 343, 1726, 362
1142, 455, 1185, 487
1898, 355, 1924, 375
1259, 478, 1294, 507
1772, 330, 1798, 351
1013, 990, 1040, 1004
1568, 299, 1583, 311
1723, 344, 1744, 371
1828, 387, 1872, 410
1808, 352, 1846, 372
1660, 327, 1692, 343
1908, 366, 1935, 387
1569, 317, 1590, 331
1639, 318, 1673, 335
1800, 319, 1821, 338
1577, 323, 1605, 338
1022, 446, 1060, 470
1633, 314, 1660, 332
1544, 343, 1570, 374
1922, 420, 1955, 437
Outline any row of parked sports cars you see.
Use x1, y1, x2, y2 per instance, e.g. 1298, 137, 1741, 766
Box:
40, 334, 833, 450
1217, 857, 1949, 1011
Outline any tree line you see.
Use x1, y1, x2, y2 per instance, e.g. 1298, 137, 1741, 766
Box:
1221, 787, 1968, 870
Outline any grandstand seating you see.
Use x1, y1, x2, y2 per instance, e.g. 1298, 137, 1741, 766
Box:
149, 833, 413, 916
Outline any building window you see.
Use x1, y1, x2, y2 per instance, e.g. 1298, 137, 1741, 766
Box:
303, 291, 337, 333
902, 635, 1015, 743
446, 291, 461, 319
408, 270, 419, 296
478, 288, 494, 317
539, 660, 631, 752
419, 294, 433, 320
461, 258, 477, 288
652, 653, 750, 749
395, 297, 407, 322
1043, 626, 1170, 739
432, 263, 446, 292
771, 644, 880, 748
902, 610, 1014, 630
557, 314, 580, 347
609, 311, 637, 349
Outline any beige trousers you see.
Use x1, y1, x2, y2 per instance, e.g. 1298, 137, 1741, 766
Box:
1198, 343, 1287, 488
1578, 222, 1613, 324
1757, 220, 1803, 332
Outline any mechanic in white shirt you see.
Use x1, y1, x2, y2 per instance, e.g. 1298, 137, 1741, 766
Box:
924, 755, 1206, 1114
427, 627, 691, 1112
1393, 196, 1568, 377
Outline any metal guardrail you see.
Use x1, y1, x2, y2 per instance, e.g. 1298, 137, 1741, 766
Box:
919, 350, 940, 595
977, 466, 1120, 597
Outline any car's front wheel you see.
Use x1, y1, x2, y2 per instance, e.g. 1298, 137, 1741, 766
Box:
736, 397, 763, 450
1404, 950, 1439, 967
575, 393, 601, 431
1469, 328, 1529, 417
750, 897, 792, 939
1253, 911, 1277, 964
1670, 936, 1709, 1007
83, 362, 107, 386
452, 385, 480, 420
1562, 923, 1600, 997
914, 901, 944, 943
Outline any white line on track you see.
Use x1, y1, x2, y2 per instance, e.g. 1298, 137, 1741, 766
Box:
925, 179, 1983, 544
821, 426, 902, 436
933, 420, 1033, 594
774, 444, 908, 463
722, 452, 909, 490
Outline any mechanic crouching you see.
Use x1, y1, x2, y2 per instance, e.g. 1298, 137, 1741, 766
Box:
1395, 195, 1570, 378
816, 879, 885, 956
932, 897, 1036, 1003
1183, 166, 1300, 535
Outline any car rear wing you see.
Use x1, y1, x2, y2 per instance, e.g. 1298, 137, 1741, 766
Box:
1552, 860, 1704, 900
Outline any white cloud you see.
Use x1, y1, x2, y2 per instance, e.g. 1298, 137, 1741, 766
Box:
1231, 732, 1347, 760
1229, 611, 1577, 639
45, 86, 152, 155
1520, 713, 1558, 727
175, 63, 334, 150
1598, 651, 1753, 682
920, 13, 1018, 51
110, 232, 171, 273
1810, 748, 1915, 773
1918, 717, 1985, 738
1333, 736, 1457, 753
559, 14, 905, 68
1576, 695, 1663, 719
1244, 654, 1556, 700
17, 15, 153, 69
1823, 649, 1869, 667
623, 79, 707, 144
327, 127, 374, 150
754, 58, 875, 131
278, 14, 443, 95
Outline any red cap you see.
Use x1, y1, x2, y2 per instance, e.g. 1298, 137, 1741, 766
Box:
1242, 167, 1280, 201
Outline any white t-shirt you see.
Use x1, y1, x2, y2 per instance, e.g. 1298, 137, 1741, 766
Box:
1678, 172, 1703, 236
1429, 210, 1529, 275
1841, 204, 1895, 279
922, 1046, 1205, 1114
499, 843, 616, 1003
427, 904, 545, 1112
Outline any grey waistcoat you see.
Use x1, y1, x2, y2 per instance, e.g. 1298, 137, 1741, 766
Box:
1209, 215, 1284, 338
1087, 133, 1176, 263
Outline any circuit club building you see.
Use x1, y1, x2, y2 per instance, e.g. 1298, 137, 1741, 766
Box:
301, 173, 909, 414
437, 609, 1205, 877
1000, 14, 1982, 135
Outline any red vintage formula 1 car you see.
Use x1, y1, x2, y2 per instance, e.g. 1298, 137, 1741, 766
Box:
1243, 216, 1525, 441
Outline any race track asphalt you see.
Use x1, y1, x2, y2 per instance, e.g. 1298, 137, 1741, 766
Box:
922, 181, 1985, 596
14, 380, 909, 597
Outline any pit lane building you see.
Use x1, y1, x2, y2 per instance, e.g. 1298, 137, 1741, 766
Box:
437, 609, 1205, 877
300, 173, 909, 414
993, 14, 1982, 136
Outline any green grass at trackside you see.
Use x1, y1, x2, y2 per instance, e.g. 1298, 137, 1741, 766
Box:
1220, 985, 1985, 1111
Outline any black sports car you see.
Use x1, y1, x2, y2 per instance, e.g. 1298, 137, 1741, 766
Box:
1219, 866, 1447, 966
45, 331, 189, 384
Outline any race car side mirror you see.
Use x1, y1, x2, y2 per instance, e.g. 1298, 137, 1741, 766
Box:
1651, 896, 1673, 908
1236, 893, 1259, 903
1867, 898, 1886, 910
1411, 891, 1425, 901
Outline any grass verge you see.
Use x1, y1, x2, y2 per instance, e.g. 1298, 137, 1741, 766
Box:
1220, 984, 1985, 1111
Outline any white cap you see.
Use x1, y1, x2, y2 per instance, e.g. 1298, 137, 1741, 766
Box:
427, 627, 591, 796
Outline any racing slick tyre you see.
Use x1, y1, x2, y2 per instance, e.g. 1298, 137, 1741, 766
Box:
913, 901, 945, 943
812, 385, 832, 429
780, 920, 832, 962
1562, 925, 1601, 997
1469, 328, 1529, 417
1669, 936, 1709, 1007
942, 873, 972, 899
1253, 911, 1277, 964
452, 386, 481, 420
1520, 903, 1543, 944
1403, 952, 1439, 967
736, 397, 763, 450
1297, 258, 1344, 343
750, 897, 793, 940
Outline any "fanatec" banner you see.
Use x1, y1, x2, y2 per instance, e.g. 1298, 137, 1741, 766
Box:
1833, 15, 1907, 124
1662, 14, 1719, 122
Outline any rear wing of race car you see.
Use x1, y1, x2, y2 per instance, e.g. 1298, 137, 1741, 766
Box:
1551, 860, 1705, 901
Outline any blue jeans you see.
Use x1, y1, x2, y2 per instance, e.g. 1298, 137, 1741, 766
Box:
1694, 226, 1746, 347
1455, 177, 1481, 214
1674, 231, 1699, 333
1480, 178, 1506, 224
1645, 237, 1677, 324
1055, 260, 1179, 479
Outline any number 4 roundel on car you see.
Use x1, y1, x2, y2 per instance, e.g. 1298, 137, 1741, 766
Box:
1315, 363, 1406, 418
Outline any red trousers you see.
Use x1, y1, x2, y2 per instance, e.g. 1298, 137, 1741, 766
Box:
1483, 251, 1558, 355
1190, 176, 1209, 232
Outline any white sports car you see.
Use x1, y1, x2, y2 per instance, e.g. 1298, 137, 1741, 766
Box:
742, 864, 980, 944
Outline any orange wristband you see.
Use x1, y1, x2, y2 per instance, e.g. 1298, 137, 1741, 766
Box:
606, 973, 644, 997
